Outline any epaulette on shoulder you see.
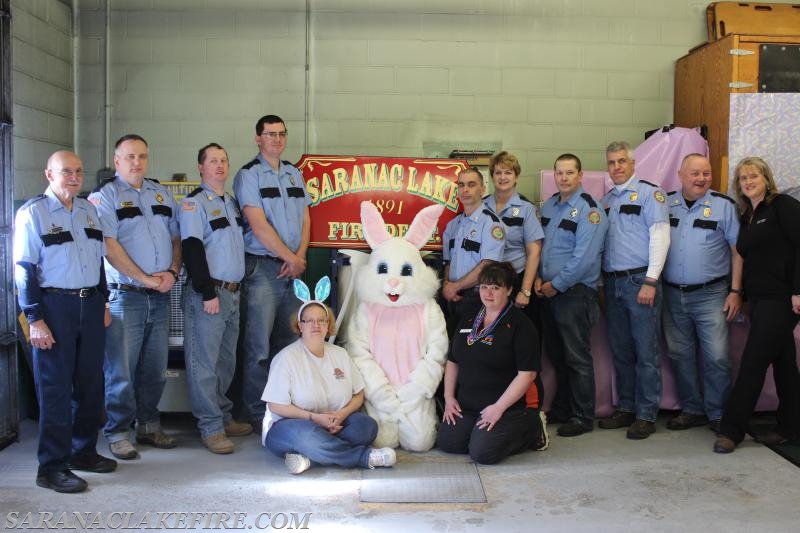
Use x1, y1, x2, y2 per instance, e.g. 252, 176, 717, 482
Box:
710, 191, 735, 204
580, 192, 598, 208
282, 160, 293, 167
667, 190, 677, 196
550, 191, 559, 199
145, 177, 161, 184
20, 194, 47, 210
482, 194, 491, 200
186, 187, 203, 198
639, 179, 659, 188
518, 194, 535, 206
482, 208, 500, 222
93, 176, 116, 193
241, 158, 259, 170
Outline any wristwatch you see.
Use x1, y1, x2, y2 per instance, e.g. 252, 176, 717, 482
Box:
520, 288, 531, 297
167, 268, 179, 281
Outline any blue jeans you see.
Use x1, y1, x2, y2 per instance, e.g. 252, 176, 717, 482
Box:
663, 282, 731, 421
241, 256, 300, 422
265, 412, 378, 468
604, 273, 663, 422
542, 284, 600, 426
34, 292, 105, 472
103, 289, 170, 442
183, 286, 240, 438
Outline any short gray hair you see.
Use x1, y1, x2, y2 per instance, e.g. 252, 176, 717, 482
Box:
606, 141, 634, 161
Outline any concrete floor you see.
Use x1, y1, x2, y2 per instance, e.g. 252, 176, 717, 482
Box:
1, 415, 799, 532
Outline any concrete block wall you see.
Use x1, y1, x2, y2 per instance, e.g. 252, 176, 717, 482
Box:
15, 0, 787, 202
11, 0, 74, 201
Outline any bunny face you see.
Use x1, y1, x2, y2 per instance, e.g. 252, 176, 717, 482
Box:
356, 238, 440, 307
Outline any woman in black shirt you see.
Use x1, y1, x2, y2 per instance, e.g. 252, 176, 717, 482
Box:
437, 262, 548, 464
714, 157, 800, 453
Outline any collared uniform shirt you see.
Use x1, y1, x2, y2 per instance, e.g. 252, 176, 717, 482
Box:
540, 187, 608, 292
179, 183, 246, 283
14, 187, 105, 288
442, 205, 506, 282
233, 154, 310, 256
663, 189, 739, 285
88, 176, 179, 286
484, 192, 544, 273
601, 177, 669, 272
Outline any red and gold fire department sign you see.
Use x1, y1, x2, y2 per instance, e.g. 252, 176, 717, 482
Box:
296, 155, 467, 250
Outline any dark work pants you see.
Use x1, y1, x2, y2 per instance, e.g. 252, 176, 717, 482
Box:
33, 291, 105, 472
436, 408, 537, 465
719, 299, 800, 443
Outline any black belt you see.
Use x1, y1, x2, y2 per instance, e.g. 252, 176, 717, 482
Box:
664, 275, 727, 293
108, 283, 158, 294
246, 253, 282, 263
211, 279, 240, 292
42, 287, 98, 297
603, 266, 648, 278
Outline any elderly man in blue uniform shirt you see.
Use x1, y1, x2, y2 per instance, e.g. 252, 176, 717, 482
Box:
233, 114, 311, 432
536, 154, 608, 437
14, 151, 116, 493
442, 167, 506, 334
89, 134, 182, 460
598, 141, 670, 440
180, 143, 253, 454
662, 154, 743, 432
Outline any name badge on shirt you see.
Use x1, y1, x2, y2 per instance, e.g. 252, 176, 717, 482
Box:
459, 328, 471, 333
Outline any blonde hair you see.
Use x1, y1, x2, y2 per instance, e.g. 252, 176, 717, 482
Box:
732, 156, 778, 215
291, 302, 337, 337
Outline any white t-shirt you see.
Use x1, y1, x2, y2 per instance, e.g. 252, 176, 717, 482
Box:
261, 339, 365, 439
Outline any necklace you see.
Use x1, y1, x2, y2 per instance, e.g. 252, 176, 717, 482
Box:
467, 302, 511, 345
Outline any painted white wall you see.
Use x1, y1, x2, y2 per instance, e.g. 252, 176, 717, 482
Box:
11, 0, 73, 201
12, 0, 799, 201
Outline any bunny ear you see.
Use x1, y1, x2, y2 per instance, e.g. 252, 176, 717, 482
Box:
314, 276, 331, 303
360, 201, 391, 249
404, 204, 445, 249
293, 279, 311, 303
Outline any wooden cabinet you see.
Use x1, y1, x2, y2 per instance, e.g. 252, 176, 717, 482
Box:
674, 34, 800, 192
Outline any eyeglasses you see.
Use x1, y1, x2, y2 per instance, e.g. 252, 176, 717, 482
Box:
300, 319, 328, 326
51, 169, 85, 177
260, 131, 288, 139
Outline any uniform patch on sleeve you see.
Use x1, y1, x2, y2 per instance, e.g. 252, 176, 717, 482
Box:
654, 190, 666, 203
491, 224, 505, 240
182, 200, 196, 212
588, 210, 601, 225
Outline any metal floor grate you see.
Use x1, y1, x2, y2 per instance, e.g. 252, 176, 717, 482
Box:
360, 461, 486, 503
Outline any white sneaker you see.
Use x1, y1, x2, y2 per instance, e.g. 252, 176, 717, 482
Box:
367, 447, 396, 469
284, 453, 311, 475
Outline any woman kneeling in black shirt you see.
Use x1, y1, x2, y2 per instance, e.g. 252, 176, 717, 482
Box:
437, 261, 548, 464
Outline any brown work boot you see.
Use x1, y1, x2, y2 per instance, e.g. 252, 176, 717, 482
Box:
626, 419, 656, 440
598, 410, 635, 429
203, 433, 235, 454
136, 430, 177, 449
225, 421, 253, 437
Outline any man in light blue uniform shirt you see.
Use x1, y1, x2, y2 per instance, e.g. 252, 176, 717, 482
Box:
442, 167, 506, 334
14, 151, 116, 493
180, 143, 253, 454
89, 134, 182, 460
536, 154, 608, 437
662, 154, 743, 433
233, 114, 311, 432
598, 141, 670, 440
